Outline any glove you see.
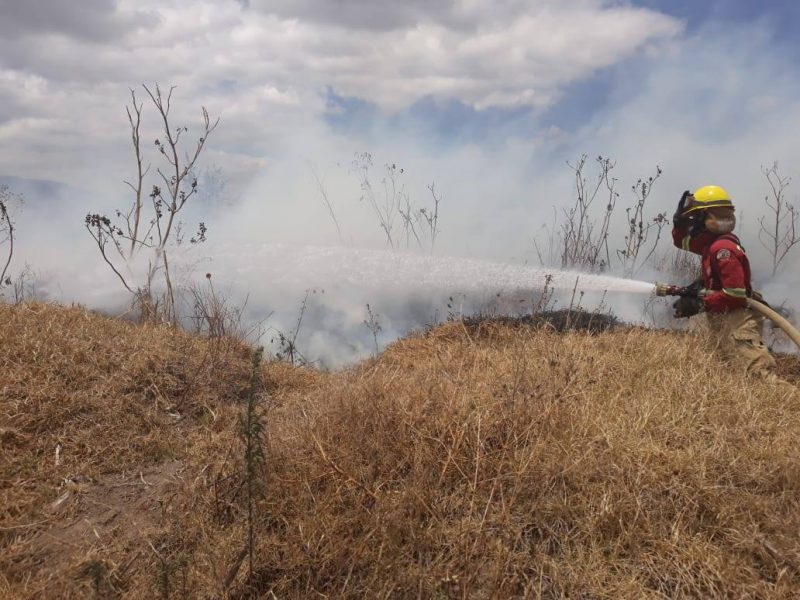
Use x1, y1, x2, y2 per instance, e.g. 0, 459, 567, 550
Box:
684, 278, 703, 297
673, 295, 702, 318
673, 190, 693, 228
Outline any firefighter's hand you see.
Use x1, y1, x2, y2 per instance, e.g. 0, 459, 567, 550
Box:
673, 296, 701, 318
685, 278, 703, 297
673, 190, 692, 228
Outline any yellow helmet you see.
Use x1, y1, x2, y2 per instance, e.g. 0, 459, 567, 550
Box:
683, 185, 735, 215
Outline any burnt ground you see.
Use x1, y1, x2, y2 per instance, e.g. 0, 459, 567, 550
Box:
461, 308, 621, 337
458, 309, 800, 387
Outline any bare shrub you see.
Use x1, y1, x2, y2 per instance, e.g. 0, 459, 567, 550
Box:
536, 156, 666, 275
269, 288, 320, 365
617, 166, 667, 276
85, 84, 218, 322
186, 273, 267, 370
363, 303, 382, 356
758, 162, 798, 276
352, 152, 441, 252
398, 181, 441, 252
352, 152, 401, 249
557, 154, 619, 271
0, 185, 22, 295
187, 273, 256, 340
10, 264, 37, 304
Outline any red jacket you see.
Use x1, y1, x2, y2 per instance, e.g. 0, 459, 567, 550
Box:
672, 223, 751, 313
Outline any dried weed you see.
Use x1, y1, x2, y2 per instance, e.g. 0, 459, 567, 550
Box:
2, 303, 800, 598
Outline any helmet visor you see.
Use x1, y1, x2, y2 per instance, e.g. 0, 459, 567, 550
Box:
682, 196, 735, 215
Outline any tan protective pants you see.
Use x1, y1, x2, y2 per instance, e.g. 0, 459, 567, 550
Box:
705, 309, 775, 375
691, 309, 795, 392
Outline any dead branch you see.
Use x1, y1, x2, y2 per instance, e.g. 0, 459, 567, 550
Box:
758, 162, 798, 276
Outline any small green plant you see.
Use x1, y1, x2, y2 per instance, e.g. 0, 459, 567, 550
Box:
149, 542, 188, 600
240, 347, 267, 589
83, 559, 111, 598
156, 552, 172, 600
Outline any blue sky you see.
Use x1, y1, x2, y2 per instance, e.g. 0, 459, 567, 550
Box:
638, 0, 800, 35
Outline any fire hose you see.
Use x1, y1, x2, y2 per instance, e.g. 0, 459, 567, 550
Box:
655, 282, 800, 352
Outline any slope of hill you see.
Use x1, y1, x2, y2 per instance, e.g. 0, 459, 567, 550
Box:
2, 302, 800, 598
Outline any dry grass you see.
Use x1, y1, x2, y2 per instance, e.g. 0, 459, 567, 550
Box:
2, 302, 800, 598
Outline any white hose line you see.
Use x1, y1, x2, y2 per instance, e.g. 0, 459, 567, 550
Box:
747, 298, 800, 352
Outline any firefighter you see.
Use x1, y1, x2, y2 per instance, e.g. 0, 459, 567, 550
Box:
671, 185, 780, 379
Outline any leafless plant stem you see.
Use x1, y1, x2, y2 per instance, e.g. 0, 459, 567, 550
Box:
85, 83, 218, 322
617, 165, 665, 277
758, 162, 798, 276
0, 189, 15, 286
310, 166, 343, 243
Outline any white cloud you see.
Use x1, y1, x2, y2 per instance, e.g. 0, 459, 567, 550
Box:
0, 0, 681, 189
0, 0, 156, 42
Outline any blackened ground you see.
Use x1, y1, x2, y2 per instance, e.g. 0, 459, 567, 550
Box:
461, 309, 620, 337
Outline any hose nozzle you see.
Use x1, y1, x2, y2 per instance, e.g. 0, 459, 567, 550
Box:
654, 282, 704, 298
655, 282, 681, 297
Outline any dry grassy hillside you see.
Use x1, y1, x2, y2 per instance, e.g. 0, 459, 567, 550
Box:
3, 302, 800, 599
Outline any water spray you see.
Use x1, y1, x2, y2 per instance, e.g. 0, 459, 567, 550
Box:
655, 281, 800, 351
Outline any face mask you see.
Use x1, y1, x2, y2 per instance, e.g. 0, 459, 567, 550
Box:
706, 215, 736, 234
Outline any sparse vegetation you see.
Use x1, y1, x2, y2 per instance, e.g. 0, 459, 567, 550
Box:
187, 273, 263, 342
363, 303, 382, 356
84, 84, 219, 322
311, 165, 344, 243
617, 166, 667, 276
551, 154, 620, 271
8, 264, 36, 305
0, 185, 22, 294
759, 162, 799, 276
269, 288, 321, 365
535, 156, 669, 278
352, 152, 442, 252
